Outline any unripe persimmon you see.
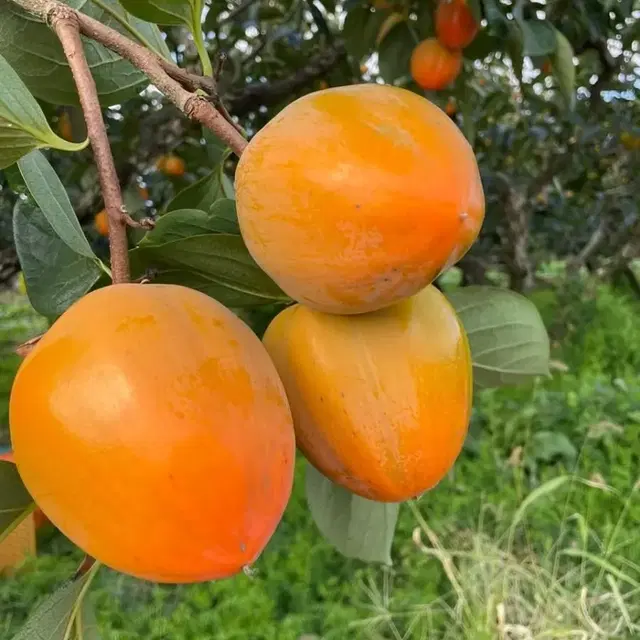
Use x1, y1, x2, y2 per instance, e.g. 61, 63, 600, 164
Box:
10, 284, 295, 583
236, 84, 484, 315
94, 209, 109, 237
263, 285, 472, 502
435, 0, 479, 50
411, 38, 463, 90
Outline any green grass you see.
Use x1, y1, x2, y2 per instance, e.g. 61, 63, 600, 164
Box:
1, 280, 639, 639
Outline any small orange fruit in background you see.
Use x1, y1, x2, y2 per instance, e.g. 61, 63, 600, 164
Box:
542, 60, 552, 74
445, 96, 457, 116
58, 111, 74, 142
94, 209, 109, 237
236, 84, 484, 315
263, 285, 472, 502
138, 185, 150, 200
10, 284, 295, 583
435, 0, 479, 50
157, 154, 186, 177
410, 38, 463, 90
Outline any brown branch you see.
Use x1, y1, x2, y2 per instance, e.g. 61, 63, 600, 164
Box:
227, 44, 347, 116
9, 0, 247, 157
51, 9, 131, 283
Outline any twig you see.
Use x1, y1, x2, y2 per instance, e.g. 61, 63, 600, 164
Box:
15, 334, 42, 358
9, 0, 247, 157
50, 8, 131, 283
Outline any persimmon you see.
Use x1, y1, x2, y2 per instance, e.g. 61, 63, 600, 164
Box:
58, 111, 74, 142
94, 209, 109, 237
410, 38, 462, 90
10, 284, 295, 583
445, 96, 457, 116
263, 285, 473, 502
542, 60, 552, 74
236, 84, 484, 315
435, 0, 479, 50
157, 154, 186, 177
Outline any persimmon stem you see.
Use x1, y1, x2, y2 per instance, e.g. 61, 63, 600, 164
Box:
49, 9, 131, 284
8, 0, 248, 157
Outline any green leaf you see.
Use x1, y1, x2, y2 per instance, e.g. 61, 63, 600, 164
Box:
518, 20, 557, 57
133, 234, 290, 307
118, 0, 192, 25
466, 0, 482, 23
0, 53, 87, 169
506, 25, 524, 81
305, 464, 399, 565
0, 460, 34, 544
18, 151, 96, 260
73, 597, 102, 640
343, 6, 385, 62
552, 29, 576, 110
446, 286, 550, 388
203, 127, 229, 166
165, 168, 225, 213
377, 23, 414, 84
0, 0, 170, 107
140, 206, 239, 246
528, 431, 577, 466
12, 563, 101, 640
13, 198, 102, 319
209, 198, 239, 230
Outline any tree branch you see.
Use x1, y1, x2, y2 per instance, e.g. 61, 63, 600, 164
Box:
9, 0, 247, 157
227, 44, 347, 116
51, 8, 131, 283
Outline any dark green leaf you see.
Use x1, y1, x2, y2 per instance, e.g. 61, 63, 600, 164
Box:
13, 198, 102, 318
466, 0, 482, 23
165, 169, 225, 213
12, 564, 100, 640
118, 0, 193, 25
552, 29, 576, 110
18, 151, 96, 259
506, 25, 524, 81
134, 234, 289, 307
446, 286, 550, 388
140, 206, 238, 246
343, 6, 384, 62
0, 0, 170, 106
0, 53, 87, 169
0, 460, 34, 544
209, 198, 239, 230
528, 431, 577, 466
73, 597, 101, 640
305, 464, 399, 564
518, 20, 557, 57
377, 23, 414, 84
203, 127, 229, 165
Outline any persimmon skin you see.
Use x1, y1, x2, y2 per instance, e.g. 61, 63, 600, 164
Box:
435, 0, 479, 50
10, 284, 295, 583
410, 38, 463, 90
263, 285, 472, 502
236, 84, 484, 315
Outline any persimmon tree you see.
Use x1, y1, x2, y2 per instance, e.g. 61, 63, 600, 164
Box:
0, 0, 633, 636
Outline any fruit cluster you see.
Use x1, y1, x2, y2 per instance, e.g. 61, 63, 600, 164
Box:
9, 83, 484, 584
411, 0, 479, 90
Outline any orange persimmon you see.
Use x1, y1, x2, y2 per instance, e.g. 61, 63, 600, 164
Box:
263, 285, 473, 502
236, 84, 484, 315
435, 0, 479, 50
411, 38, 463, 90
10, 284, 295, 583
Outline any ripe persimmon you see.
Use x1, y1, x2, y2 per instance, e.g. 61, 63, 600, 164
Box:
435, 0, 479, 50
410, 38, 463, 90
10, 284, 295, 583
94, 209, 109, 237
157, 154, 186, 177
263, 285, 472, 502
58, 111, 73, 142
445, 96, 457, 116
236, 84, 484, 315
